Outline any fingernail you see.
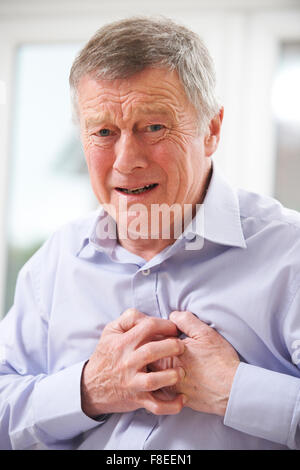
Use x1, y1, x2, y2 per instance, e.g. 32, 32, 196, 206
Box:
170, 311, 179, 320
178, 367, 186, 380
182, 394, 188, 405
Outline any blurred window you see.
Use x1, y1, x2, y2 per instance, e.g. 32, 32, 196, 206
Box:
272, 42, 300, 211
5, 43, 98, 315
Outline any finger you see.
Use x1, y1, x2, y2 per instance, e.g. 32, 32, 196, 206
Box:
133, 338, 184, 369
169, 311, 211, 339
118, 308, 148, 332
104, 308, 146, 335
142, 393, 186, 415
152, 388, 177, 401
147, 356, 173, 372
135, 367, 185, 392
127, 317, 179, 348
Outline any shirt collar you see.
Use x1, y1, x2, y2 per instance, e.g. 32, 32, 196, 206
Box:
183, 161, 246, 248
76, 207, 118, 257
75, 208, 112, 257
77, 161, 246, 257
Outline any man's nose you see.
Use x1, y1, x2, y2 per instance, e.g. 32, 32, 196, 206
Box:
113, 132, 148, 174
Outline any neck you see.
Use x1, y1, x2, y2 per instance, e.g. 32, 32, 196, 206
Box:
118, 236, 174, 261
117, 162, 212, 261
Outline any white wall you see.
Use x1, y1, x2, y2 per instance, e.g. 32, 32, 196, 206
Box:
0, 0, 300, 317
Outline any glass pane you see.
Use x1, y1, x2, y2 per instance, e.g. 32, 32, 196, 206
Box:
272, 42, 300, 211
5, 43, 98, 315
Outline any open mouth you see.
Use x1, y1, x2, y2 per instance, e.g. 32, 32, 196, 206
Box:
115, 183, 158, 195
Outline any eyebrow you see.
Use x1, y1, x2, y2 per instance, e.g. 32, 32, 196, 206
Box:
132, 105, 172, 117
84, 105, 174, 128
85, 113, 113, 129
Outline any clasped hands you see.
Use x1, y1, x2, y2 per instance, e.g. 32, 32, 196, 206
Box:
81, 308, 240, 419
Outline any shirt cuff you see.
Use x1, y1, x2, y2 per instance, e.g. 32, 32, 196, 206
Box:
224, 362, 300, 447
33, 361, 101, 441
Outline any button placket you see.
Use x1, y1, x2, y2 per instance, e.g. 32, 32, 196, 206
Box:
132, 268, 160, 316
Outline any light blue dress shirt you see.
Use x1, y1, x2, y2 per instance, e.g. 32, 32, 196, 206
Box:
1, 164, 300, 450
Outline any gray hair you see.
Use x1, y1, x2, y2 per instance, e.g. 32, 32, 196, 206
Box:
69, 16, 220, 133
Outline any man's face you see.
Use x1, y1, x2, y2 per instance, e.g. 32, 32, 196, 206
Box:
77, 68, 217, 233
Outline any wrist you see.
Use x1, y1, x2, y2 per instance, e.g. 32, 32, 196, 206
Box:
215, 360, 240, 417
80, 360, 100, 418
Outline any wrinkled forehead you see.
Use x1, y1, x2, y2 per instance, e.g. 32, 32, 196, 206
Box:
76, 68, 192, 121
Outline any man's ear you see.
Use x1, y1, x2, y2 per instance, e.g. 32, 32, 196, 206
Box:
204, 107, 224, 157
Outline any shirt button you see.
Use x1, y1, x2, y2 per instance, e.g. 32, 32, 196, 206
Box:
142, 268, 151, 276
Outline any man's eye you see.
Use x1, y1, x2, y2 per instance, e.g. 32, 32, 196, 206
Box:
98, 129, 111, 137
147, 124, 164, 132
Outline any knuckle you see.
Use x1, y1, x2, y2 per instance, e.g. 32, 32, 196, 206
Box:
143, 374, 154, 390
150, 402, 161, 415
141, 343, 153, 361
145, 317, 157, 330
103, 319, 114, 331
174, 339, 183, 354
167, 338, 182, 354
122, 357, 132, 371
123, 308, 139, 319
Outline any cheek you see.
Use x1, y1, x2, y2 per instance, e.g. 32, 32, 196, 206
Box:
151, 138, 189, 178
83, 144, 114, 205
84, 142, 113, 178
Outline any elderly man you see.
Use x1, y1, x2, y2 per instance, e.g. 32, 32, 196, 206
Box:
0, 17, 300, 450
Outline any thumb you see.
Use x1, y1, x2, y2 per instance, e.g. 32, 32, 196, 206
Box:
169, 311, 211, 339
104, 308, 146, 336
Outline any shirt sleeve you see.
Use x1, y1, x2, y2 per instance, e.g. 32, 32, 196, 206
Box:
0, 249, 100, 450
224, 284, 300, 449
